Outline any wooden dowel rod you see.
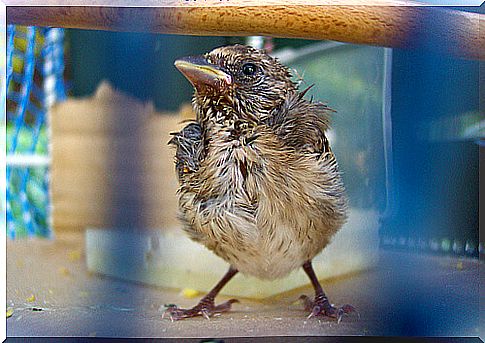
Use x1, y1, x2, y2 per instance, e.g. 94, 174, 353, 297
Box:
6, 3, 484, 59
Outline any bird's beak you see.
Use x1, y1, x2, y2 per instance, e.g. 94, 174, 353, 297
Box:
174, 56, 232, 92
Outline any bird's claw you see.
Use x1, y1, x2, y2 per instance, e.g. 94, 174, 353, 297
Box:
162, 298, 239, 321
299, 294, 356, 323
307, 304, 321, 319
201, 308, 211, 320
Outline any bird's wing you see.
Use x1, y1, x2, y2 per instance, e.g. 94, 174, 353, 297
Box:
266, 90, 334, 157
168, 122, 205, 179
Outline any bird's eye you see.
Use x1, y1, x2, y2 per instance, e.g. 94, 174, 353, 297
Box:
242, 63, 257, 76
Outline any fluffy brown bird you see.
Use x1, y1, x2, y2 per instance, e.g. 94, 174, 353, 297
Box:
167, 44, 354, 321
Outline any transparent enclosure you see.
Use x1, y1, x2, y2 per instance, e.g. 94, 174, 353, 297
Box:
277, 42, 392, 214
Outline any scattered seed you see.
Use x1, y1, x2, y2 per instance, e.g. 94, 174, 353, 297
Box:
181, 288, 200, 299
68, 250, 82, 262
59, 267, 70, 276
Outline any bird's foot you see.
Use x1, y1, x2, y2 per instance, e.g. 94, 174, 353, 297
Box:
162, 297, 239, 321
299, 294, 356, 323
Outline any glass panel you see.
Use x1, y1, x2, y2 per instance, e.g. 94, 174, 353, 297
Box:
281, 43, 390, 212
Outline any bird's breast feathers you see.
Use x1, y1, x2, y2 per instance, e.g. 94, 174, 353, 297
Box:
178, 123, 347, 279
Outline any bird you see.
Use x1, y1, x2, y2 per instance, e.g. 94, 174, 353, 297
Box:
167, 44, 354, 322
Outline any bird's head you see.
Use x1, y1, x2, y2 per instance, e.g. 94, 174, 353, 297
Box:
175, 44, 297, 122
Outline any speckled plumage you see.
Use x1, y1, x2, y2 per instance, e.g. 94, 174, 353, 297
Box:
170, 45, 347, 280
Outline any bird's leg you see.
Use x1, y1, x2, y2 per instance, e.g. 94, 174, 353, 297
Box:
163, 267, 239, 321
299, 261, 355, 323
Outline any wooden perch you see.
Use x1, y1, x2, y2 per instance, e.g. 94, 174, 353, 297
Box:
6, 1, 484, 59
